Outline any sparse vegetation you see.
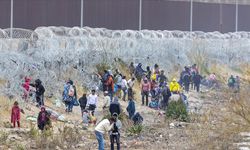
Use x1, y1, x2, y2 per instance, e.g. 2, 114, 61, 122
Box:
0, 131, 8, 144
126, 124, 144, 136
166, 100, 189, 122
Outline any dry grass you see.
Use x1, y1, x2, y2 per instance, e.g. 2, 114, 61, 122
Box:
186, 87, 250, 150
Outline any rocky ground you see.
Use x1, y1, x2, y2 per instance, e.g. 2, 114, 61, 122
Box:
0, 66, 249, 150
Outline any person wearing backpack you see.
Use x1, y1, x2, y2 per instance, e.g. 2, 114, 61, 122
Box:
161, 82, 171, 110
110, 113, 122, 150
141, 78, 151, 106
62, 80, 75, 112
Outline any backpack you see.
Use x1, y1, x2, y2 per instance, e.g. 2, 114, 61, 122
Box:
149, 100, 159, 109
68, 85, 75, 97
132, 112, 143, 125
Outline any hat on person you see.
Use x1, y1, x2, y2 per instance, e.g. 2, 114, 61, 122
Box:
104, 91, 108, 94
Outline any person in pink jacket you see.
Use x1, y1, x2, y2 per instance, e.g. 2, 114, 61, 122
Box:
22, 77, 31, 101
141, 78, 151, 106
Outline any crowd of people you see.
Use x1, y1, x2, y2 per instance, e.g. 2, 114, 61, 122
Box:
10, 61, 241, 150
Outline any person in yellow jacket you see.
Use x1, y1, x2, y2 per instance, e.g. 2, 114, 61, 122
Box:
169, 78, 181, 94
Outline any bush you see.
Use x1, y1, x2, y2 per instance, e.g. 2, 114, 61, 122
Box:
126, 124, 143, 136
166, 100, 189, 122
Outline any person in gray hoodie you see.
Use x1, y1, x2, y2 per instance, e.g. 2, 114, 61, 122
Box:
109, 97, 121, 116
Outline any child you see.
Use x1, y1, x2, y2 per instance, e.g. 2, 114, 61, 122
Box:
89, 111, 97, 125
11, 101, 21, 128
82, 110, 90, 127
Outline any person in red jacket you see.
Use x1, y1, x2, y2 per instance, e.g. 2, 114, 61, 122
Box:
22, 77, 31, 101
106, 74, 114, 101
11, 101, 21, 128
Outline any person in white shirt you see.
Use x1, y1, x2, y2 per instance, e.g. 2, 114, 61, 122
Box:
121, 76, 128, 101
87, 89, 98, 112
127, 77, 135, 99
102, 91, 110, 110
95, 117, 115, 150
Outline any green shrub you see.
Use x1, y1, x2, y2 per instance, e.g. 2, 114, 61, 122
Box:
126, 124, 143, 136
166, 100, 189, 122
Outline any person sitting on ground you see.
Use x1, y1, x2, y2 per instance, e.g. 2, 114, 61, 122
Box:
82, 110, 90, 127
132, 112, 143, 125
110, 113, 122, 150
87, 89, 98, 113
11, 101, 22, 128
109, 97, 121, 116
37, 107, 51, 131
228, 75, 236, 89
126, 96, 135, 119
158, 70, 168, 87
89, 111, 97, 125
141, 78, 151, 106
79, 93, 88, 115
95, 117, 115, 150
208, 73, 217, 87
30, 79, 45, 107
169, 78, 181, 94
127, 77, 135, 99
102, 91, 110, 110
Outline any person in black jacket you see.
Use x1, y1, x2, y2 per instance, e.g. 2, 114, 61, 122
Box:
79, 93, 87, 115
109, 97, 121, 116
193, 73, 203, 92
30, 79, 45, 107
161, 82, 172, 110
